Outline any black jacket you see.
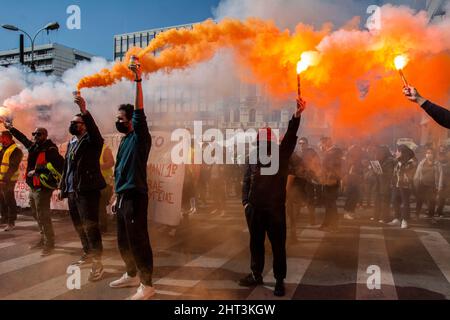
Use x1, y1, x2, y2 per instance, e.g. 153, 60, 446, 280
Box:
321, 146, 343, 186
9, 127, 64, 190
422, 101, 450, 129
242, 116, 301, 209
59, 112, 106, 197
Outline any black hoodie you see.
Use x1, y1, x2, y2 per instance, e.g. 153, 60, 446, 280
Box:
8, 127, 64, 190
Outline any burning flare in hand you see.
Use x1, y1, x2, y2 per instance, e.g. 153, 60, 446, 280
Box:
297, 51, 320, 75
296, 51, 319, 99
394, 54, 410, 87
394, 55, 409, 71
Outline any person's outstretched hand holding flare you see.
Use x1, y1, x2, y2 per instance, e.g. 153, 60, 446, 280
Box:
295, 98, 307, 118
403, 85, 427, 106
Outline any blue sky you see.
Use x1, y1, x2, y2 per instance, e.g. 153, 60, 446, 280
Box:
0, 0, 221, 60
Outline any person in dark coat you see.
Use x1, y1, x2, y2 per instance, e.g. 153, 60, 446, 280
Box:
318, 137, 343, 231
286, 137, 321, 241
372, 145, 395, 223
239, 98, 306, 297
3, 121, 64, 255
404, 86, 450, 129
57, 94, 106, 282
388, 144, 417, 229
436, 151, 450, 217
414, 148, 443, 220
343, 145, 364, 220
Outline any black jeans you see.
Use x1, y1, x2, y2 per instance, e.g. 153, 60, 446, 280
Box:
30, 188, 54, 247
117, 191, 153, 286
322, 184, 340, 228
287, 179, 316, 232
344, 182, 361, 213
68, 191, 103, 259
436, 189, 449, 216
416, 185, 437, 217
374, 192, 391, 222
392, 187, 411, 221
0, 182, 18, 225
245, 205, 287, 281
99, 185, 113, 233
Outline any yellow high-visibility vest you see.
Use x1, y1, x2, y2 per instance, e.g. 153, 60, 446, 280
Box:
100, 145, 114, 184
0, 144, 20, 182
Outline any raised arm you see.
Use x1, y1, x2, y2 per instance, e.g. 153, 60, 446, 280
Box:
280, 98, 306, 157
129, 61, 151, 143
3, 122, 33, 150
74, 96, 104, 147
130, 64, 144, 111
403, 86, 450, 129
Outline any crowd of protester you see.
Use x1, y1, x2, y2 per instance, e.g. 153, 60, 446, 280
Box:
0, 79, 449, 298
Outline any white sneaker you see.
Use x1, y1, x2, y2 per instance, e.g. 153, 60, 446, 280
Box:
401, 220, 409, 229
378, 220, 386, 224
3, 224, 15, 232
344, 214, 355, 221
388, 219, 401, 226
130, 284, 155, 300
109, 273, 140, 288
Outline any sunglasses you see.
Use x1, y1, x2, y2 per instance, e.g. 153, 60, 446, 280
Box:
32, 132, 44, 137
70, 121, 84, 125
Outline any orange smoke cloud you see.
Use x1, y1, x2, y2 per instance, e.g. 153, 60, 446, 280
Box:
78, 5, 450, 137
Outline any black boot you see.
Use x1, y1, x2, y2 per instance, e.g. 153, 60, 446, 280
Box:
274, 280, 285, 297
238, 273, 263, 287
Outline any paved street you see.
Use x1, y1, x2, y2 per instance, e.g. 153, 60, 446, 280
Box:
1, 200, 450, 300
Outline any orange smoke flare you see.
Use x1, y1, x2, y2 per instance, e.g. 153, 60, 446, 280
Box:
77, 5, 450, 138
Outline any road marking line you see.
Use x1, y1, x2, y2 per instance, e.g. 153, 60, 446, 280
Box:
356, 227, 397, 300
246, 229, 325, 300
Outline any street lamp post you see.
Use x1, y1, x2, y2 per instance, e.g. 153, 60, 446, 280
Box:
1, 22, 60, 72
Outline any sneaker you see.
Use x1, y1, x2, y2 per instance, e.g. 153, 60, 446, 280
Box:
274, 280, 286, 297
71, 253, 92, 266
344, 214, 355, 221
210, 209, 218, 215
401, 220, 409, 229
88, 261, 104, 282
109, 273, 140, 289
370, 217, 375, 221
388, 219, 401, 226
378, 220, 386, 224
41, 246, 54, 257
238, 273, 264, 287
29, 240, 45, 250
130, 284, 156, 300
4, 224, 15, 232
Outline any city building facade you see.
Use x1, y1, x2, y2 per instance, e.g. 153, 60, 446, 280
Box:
0, 43, 92, 77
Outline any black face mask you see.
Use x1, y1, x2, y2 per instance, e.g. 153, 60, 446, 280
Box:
69, 124, 80, 136
116, 121, 129, 134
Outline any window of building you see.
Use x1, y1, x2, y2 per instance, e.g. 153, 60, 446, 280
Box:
233, 109, 240, 122
249, 109, 256, 123
271, 110, 281, 122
